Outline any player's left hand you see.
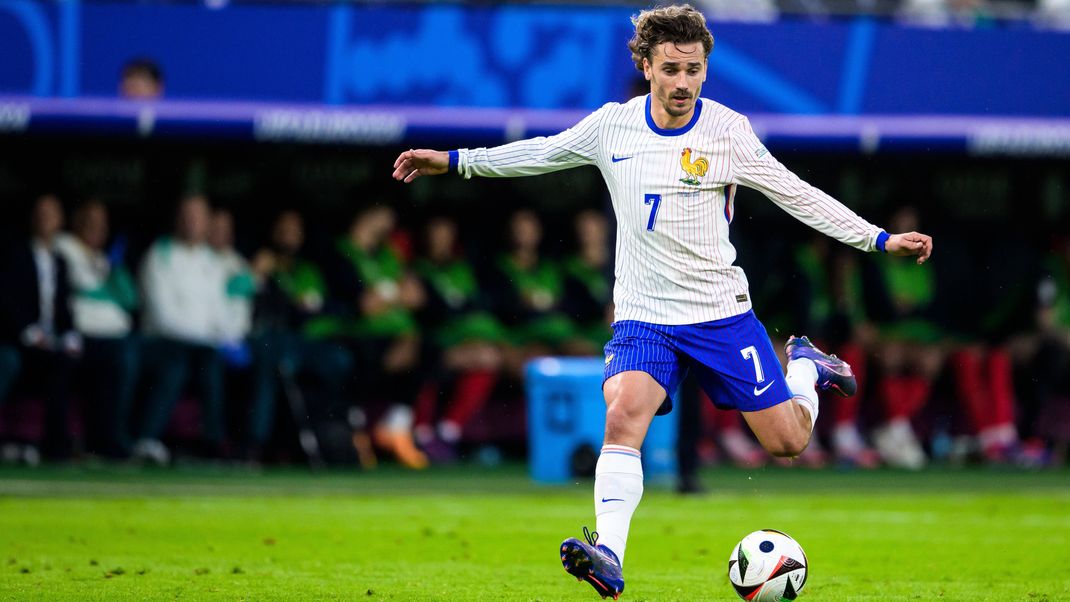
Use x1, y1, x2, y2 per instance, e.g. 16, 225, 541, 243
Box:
885, 231, 933, 265
392, 149, 449, 183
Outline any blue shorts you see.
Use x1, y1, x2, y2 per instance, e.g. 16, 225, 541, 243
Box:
603, 310, 791, 415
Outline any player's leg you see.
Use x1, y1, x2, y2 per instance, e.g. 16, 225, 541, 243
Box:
740, 401, 813, 458
680, 312, 854, 459
561, 321, 680, 600
751, 334, 860, 457
597, 369, 665, 553
561, 370, 665, 600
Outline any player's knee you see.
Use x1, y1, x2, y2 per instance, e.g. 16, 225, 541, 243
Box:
603, 396, 650, 444
605, 398, 644, 428
763, 430, 810, 458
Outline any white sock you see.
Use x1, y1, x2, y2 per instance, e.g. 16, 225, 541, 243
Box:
785, 358, 819, 431
594, 445, 643, 566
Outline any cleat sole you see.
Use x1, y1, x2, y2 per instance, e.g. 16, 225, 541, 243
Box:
560, 539, 623, 599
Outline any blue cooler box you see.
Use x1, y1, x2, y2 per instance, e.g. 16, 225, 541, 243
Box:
525, 357, 678, 484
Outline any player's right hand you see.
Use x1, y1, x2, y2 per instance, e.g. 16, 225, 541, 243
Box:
392, 149, 449, 183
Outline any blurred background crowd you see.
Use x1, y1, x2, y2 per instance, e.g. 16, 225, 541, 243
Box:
1, 171, 1068, 473
1, 0, 1068, 480
689, 0, 1070, 27
465, 0, 1070, 27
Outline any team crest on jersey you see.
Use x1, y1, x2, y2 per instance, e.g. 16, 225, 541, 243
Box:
679, 147, 709, 186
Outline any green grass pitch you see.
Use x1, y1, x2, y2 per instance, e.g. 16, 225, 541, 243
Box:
0, 464, 1067, 601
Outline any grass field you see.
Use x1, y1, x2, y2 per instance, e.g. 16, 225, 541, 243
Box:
0, 464, 1067, 601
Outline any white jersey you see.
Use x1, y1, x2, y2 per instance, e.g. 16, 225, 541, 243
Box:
454, 95, 885, 325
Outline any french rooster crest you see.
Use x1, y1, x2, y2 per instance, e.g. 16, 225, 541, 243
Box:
680, 148, 708, 186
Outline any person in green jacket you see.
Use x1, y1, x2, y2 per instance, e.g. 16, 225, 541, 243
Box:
325, 204, 428, 469
865, 207, 944, 469
487, 209, 581, 374
412, 215, 507, 461
247, 211, 361, 465
560, 209, 614, 356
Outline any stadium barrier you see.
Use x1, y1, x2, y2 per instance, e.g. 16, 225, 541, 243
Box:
3, 96, 1069, 157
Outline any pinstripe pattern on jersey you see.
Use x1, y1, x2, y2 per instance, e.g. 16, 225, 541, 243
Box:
456, 94, 884, 326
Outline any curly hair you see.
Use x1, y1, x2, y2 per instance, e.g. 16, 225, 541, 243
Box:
628, 4, 714, 73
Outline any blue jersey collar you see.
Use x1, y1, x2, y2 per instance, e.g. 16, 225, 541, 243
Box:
645, 94, 703, 137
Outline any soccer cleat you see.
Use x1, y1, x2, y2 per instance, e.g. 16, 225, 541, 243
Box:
785, 335, 857, 397
560, 527, 624, 600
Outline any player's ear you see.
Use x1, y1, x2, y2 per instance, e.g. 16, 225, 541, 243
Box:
643, 58, 652, 81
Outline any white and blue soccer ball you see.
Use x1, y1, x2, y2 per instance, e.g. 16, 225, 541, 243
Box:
728, 529, 808, 601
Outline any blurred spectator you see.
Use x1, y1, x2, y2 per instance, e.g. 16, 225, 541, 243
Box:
1036, 0, 1070, 29
899, 0, 996, 27
488, 209, 578, 373
120, 58, 164, 99
0, 194, 81, 462
209, 208, 255, 364
248, 211, 359, 465
698, 0, 779, 22
326, 204, 427, 469
560, 209, 614, 356
865, 206, 942, 469
1014, 237, 1070, 465
136, 194, 228, 464
792, 235, 880, 467
411, 215, 506, 462
54, 200, 139, 459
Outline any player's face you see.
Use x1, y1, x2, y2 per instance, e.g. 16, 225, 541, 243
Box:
644, 41, 707, 120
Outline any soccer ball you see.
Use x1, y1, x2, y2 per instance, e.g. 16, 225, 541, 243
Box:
728, 529, 808, 601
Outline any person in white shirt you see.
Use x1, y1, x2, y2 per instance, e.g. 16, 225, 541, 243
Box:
208, 208, 255, 351
0, 194, 81, 462
391, 5, 933, 598
54, 200, 139, 459
136, 194, 229, 465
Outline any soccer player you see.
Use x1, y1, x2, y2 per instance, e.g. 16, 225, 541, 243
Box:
392, 5, 932, 599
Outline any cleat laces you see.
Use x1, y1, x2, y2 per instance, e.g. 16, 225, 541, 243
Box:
583, 526, 599, 547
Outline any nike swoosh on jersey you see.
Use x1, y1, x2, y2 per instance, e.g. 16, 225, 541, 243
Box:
601, 498, 625, 503
754, 382, 774, 396
611, 154, 633, 163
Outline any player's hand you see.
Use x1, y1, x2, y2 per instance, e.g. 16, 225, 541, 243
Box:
392, 149, 449, 183
885, 231, 933, 265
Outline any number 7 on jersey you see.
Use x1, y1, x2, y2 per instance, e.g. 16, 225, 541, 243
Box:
644, 193, 662, 231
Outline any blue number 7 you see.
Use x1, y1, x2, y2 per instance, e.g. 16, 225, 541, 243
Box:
644, 193, 662, 232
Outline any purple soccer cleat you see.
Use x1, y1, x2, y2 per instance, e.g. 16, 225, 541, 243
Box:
560, 527, 624, 600
785, 335, 857, 397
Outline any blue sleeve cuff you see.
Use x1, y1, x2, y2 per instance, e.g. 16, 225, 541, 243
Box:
876, 230, 890, 253
448, 150, 459, 174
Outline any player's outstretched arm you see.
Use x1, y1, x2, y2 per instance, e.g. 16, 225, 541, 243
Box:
884, 231, 933, 265
392, 149, 449, 183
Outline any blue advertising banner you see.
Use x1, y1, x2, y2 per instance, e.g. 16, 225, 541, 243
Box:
1, 1, 1068, 116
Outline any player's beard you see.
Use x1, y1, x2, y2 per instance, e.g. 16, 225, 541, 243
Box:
654, 82, 697, 118
663, 91, 694, 118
